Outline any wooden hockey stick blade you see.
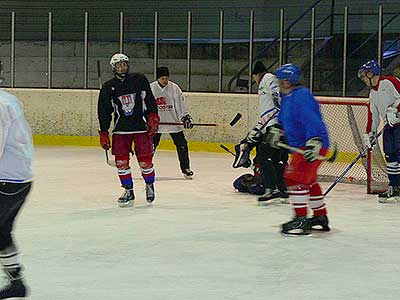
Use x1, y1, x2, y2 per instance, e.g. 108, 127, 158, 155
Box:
105, 150, 116, 167
229, 113, 242, 126
276, 141, 338, 163
220, 144, 235, 157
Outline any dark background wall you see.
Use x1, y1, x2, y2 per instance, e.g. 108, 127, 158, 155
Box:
0, 0, 399, 95
1, 0, 400, 41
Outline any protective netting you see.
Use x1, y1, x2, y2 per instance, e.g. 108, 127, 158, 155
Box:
316, 97, 388, 194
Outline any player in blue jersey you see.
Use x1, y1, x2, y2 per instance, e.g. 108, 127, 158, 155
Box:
269, 64, 331, 236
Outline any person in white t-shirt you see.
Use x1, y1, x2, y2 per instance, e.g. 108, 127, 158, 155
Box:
150, 67, 194, 179
0, 89, 33, 299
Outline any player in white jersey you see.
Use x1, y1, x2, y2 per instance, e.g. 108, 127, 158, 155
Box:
359, 60, 400, 202
0, 90, 33, 299
150, 66, 194, 179
233, 61, 288, 203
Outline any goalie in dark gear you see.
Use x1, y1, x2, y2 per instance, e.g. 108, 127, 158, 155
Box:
233, 61, 289, 203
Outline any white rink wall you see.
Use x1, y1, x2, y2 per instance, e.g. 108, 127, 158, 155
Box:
5, 88, 368, 148
5, 88, 258, 144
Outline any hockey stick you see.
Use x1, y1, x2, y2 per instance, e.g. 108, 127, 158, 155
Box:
97, 60, 117, 168
0, 61, 4, 85
105, 149, 116, 167
275, 141, 338, 163
323, 129, 384, 197
159, 112, 243, 127
97, 60, 102, 89
220, 144, 235, 156
160, 122, 224, 127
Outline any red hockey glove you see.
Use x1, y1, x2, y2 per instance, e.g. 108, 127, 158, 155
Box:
147, 112, 160, 137
99, 130, 111, 150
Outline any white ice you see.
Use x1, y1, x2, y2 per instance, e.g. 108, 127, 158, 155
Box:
12, 146, 400, 299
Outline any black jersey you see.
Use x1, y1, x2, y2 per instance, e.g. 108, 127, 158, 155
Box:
98, 73, 158, 133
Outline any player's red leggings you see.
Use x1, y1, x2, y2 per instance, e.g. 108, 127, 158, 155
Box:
284, 149, 328, 217
112, 132, 155, 185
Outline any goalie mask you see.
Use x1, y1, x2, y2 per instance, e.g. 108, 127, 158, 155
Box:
110, 53, 129, 79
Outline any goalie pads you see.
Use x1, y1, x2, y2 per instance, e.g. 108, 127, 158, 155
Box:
386, 106, 400, 127
232, 143, 252, 168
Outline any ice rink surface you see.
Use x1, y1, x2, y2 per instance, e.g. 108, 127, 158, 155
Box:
12, 146, 400, 299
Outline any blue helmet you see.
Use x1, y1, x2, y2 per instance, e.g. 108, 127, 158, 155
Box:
358, 60, 380, 78
274, 63, 301, 84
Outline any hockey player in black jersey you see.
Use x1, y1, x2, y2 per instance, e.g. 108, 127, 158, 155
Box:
98, 53, 160, 207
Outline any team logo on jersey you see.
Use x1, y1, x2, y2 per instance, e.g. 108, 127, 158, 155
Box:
118, 93, 135, 116
156, 97, 172, 111
156, 97, 167, 105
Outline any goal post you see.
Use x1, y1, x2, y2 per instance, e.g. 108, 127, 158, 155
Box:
316, 96, 388, 194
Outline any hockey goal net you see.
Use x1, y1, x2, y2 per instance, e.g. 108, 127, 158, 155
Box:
316, 96, 388, 194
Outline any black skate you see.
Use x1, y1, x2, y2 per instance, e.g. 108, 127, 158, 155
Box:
378, 187, 391, 198
307, 215, 330, 232
182, 169, 194, 180
281, 216, 311, 236
0, 279, 28, 299
378, 186, 400, 203
258, 190, 290, 204
257, 189, 277, 204
118, 189, 134, 207
146, 183, 155, 204
279, 191, 290, 204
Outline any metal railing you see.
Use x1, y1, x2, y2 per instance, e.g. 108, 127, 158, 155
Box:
1, 2, 399, 94
227, 0, 335, 92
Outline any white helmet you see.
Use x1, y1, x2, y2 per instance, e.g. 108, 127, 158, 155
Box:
110, 53, 129, 77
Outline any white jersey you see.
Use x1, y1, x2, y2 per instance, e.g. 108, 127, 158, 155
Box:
254, 73, 281, 133
0, 90, 33, 183
150, 80, 189, 133
368, 76, 400, 134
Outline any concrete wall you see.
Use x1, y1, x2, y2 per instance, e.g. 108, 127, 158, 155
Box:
5, 88, 369, 153
6, 88, 258, 144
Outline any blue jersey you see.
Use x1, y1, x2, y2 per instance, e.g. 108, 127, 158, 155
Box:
278, 86, 329, 148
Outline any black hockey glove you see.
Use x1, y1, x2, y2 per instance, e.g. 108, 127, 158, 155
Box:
181, 114, 194, 129
304, 137, 322, 162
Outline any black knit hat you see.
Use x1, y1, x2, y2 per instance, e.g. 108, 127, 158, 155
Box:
156, 66, 170, 79
251, 61, 268, 75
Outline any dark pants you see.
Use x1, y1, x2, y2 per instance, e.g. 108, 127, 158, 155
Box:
153, 131, 190, 172
0, 182, 32, 250
255, 138, 288, 192
383, 125, 400, 186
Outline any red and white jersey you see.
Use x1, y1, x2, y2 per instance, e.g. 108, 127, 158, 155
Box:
150, 80, 189, 133
0, 90, 33, 183
367, 76, 400, 133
